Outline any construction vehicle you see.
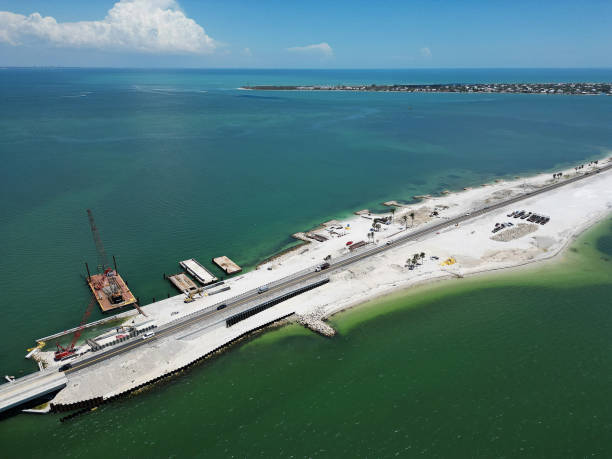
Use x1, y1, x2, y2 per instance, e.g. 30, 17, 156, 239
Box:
25, 341, 46, 359
184, 287, 203, 303
441, 257, 456, 266
26, 341, 46, 353
315, 263, 328, 272
54, 296, 96, 361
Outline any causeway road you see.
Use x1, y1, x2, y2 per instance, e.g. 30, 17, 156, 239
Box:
65, 162, 612, 374
1, 163, 610, 413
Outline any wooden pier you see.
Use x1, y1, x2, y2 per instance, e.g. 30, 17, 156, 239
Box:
212, 256, 242, 275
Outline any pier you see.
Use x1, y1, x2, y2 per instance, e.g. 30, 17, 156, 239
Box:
167, 273, 199, 293
212, 256, 242, 275
36, 309, 137, 343
180, 259, 218, 285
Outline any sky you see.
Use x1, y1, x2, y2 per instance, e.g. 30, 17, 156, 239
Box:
0, 0, 611, 68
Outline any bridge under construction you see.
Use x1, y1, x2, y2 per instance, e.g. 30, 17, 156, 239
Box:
1, 161, 611, 418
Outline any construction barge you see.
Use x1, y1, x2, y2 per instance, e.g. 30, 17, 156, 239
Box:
85, 209, 138, 313
167, 273, 200, 294
179, 258, 218, 285
86, 269, 137, 312
212, 256, 242, 275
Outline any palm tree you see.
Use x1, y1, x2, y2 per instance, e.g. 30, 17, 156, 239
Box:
376, 223, 381, 232
390, 207, 396, 222
420, 252, 425, 264
409, 211, 415, 227
402, 214, 409, 230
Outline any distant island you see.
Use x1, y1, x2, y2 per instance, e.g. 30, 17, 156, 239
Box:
242, 82, 612, 95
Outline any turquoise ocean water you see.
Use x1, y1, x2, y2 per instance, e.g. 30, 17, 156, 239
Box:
0, 69, 612, 455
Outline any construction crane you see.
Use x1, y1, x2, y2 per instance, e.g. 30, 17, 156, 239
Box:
54, 296, 96, 361
87, 209, 108, 272
86, 209, 147, 317
87, 209, 124, 304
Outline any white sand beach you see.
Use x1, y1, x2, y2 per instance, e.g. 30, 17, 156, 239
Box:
257, 158, 612, 318
37, 157, 612, 405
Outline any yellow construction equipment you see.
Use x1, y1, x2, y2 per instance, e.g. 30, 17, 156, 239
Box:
184, 287, 204, 303
26, 341, 46, 352
441, 257, 456, 266
184, 294, 195, 304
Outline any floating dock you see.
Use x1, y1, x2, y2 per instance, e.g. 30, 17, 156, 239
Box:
179, 259, 218, 285
167, 273, 199, 293
212, 256, 242, 275
87, 272, 137, 312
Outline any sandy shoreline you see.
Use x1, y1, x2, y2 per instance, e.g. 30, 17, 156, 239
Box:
40, 154, 612, 342
28, 155, 612, 409
257, 155, 612, 322
324, 206, 611, 323
256, 159, 608, 272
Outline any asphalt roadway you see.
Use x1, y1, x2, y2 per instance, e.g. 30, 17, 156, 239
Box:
65, 162, 611, 375
2, 163, 609, 406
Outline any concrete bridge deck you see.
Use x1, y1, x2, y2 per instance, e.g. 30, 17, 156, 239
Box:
0, 371, 67, 413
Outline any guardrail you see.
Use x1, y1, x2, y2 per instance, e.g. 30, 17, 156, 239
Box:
226, 279, 330, 327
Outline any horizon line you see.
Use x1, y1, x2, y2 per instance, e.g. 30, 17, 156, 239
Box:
2, 66, 612, 71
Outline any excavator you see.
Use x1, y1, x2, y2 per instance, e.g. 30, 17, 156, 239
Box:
184, 287, 205, 303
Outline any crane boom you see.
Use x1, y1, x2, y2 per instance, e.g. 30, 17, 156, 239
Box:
54, 295, 96, 361
87, 209, 108, 271
70, 296, 96, 348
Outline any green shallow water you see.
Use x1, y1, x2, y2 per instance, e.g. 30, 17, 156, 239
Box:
2, 68, 612, 377
2, 68, 612, 456
1, 218, 611, 458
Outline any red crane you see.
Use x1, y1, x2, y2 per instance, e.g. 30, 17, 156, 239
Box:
54, 296, 96, 361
